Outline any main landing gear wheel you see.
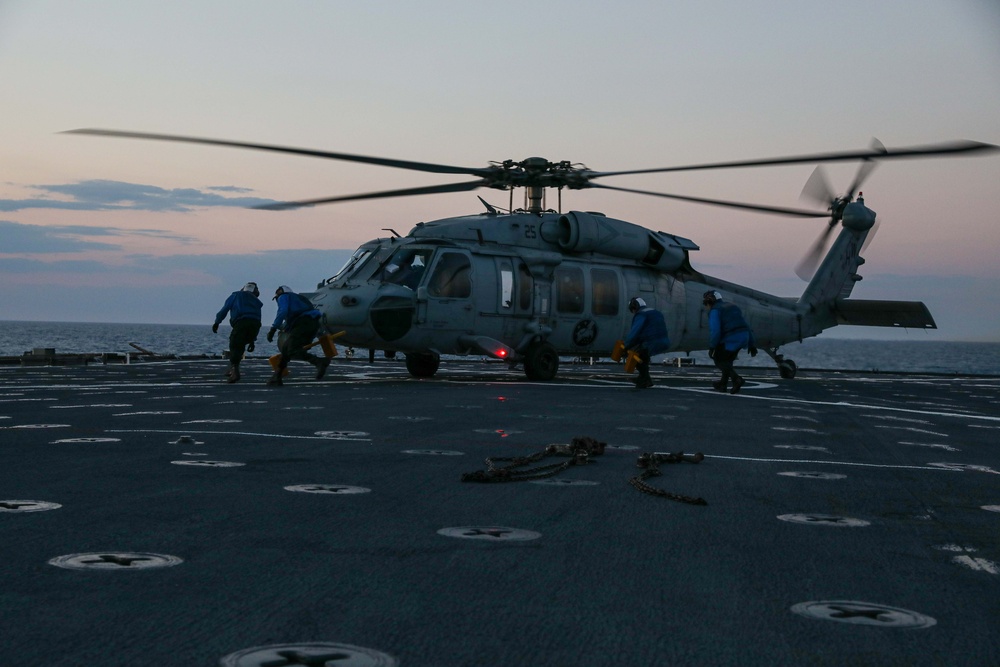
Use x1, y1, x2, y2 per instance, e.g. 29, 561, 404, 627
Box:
779, 359, 798, 379
523, 341, 559, 381
405, 352, 440, 378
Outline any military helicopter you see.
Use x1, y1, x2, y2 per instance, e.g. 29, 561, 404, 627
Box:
67, 129, 998, 380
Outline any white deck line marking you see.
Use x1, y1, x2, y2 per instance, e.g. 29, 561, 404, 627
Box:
106, 429, 370, 441
706, 454, 961, 472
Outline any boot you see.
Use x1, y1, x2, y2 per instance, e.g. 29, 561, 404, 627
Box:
228, 364, 241, 383
315, 357, 331, 380
730, 375, 745, 394
266, 372, 284, 386
712, 380, 727, 392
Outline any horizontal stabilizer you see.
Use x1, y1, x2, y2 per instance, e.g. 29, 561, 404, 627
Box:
834, 300, 937, 329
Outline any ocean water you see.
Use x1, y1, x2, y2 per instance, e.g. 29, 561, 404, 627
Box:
1, 320, 998, 375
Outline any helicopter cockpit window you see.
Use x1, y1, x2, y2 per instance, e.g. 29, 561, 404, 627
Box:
591, 268, 619, 316
555, 267, 584, 314
380, 248, 433, 290
428, 252, 472, 298
327, 248, 374, 284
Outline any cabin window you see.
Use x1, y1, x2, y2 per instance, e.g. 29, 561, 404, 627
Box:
500, 261, 513, 310
380, 248, 433, 290
429, 252, 472, 298
518, 262, 533, 310
555, 267, 584, 314
591, 269, 619, 316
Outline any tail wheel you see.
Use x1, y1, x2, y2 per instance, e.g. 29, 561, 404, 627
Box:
778, 360, 797, 379
405, 352, 440, 378
523, 342, 559, 381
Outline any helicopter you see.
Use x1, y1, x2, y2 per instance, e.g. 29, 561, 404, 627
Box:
67, 129, 998, 381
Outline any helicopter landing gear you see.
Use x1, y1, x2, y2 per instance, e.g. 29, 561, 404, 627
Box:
405, 352, 440, 378
763, 347, 797, 379
523, 341, 559, 381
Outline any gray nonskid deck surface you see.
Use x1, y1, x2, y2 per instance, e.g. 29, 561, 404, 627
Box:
1, 359, 998, 666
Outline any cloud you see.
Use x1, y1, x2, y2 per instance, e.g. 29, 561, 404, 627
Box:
0, 180, 279, 212
0, 220, 196, 253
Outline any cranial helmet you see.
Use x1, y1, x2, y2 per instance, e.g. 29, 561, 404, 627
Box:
628, 297, 646, 313
273, 285, 292, 300
702, 290, 722, 306
242, 282, 259, 294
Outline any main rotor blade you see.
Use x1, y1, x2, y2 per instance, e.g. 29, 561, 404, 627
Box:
254, 180, 485, 210
590, 183, 828, 218
64, 128, 495, 178
589, 140, 999, 179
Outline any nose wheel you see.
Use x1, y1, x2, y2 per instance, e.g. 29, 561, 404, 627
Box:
764, 347, 797, 379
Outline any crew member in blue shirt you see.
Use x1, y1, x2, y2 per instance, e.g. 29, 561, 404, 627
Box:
265, 285, 331, 386
623, 297, 671, 389
704, 290, 757, 394
212, 281, 263, 383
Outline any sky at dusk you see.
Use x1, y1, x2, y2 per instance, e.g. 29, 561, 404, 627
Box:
1, 1, 999, 340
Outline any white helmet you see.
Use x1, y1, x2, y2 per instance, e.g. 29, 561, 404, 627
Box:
628, 297, 646, 313
242, 282, 259, 294
273, 285, 292, 300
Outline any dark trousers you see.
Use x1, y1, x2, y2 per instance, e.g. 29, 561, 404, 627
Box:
229, 319, 261, 367
631, 344, 652, 383
713, 345, 741, 386
277, 317, 321, 370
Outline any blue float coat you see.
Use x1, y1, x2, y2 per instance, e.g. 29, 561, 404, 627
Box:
271, 292, 321, 330
214, 291, 263, 327
709, 301, 756, 351
624, 307, 671, 355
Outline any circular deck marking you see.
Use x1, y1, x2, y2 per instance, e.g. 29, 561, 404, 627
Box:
49, 552, 183, 571
438, 526, 541, 541
171, 460, 245, 467
51, 437, 121, 444
388, 416, 432, 422
314, 430, 369, 440
605, 444, 640, 451
285, 484, 371, 495
181, 452, 208, 456
401, 449, 465, 456
5, 424, 70, 429
0, 500, 61, 512
778, 472, 846, 480
171, 435, 204, 445
982, 505, 1000, 513
530, 479, 599, 486
282, 406, 323, 410
219, 642, 398, 667
774, 445, 829, 452
113, 411, 180, 416
791, 601, 936, 628
778, 514, 870, 527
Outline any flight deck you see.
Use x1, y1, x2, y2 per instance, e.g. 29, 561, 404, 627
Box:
2, 359, 998, 666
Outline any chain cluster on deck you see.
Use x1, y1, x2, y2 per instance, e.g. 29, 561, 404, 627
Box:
461, 437, 707, 505
630, 451, 707, 505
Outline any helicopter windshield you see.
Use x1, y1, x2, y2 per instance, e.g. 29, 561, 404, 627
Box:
326, 247, 374, 285
379, 247, 434, 290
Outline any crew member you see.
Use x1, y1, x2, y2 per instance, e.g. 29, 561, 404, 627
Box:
212, 281, 263, 383
266, 285, 331, 386
623, 297, 671, 389
704, 290, 757, 394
